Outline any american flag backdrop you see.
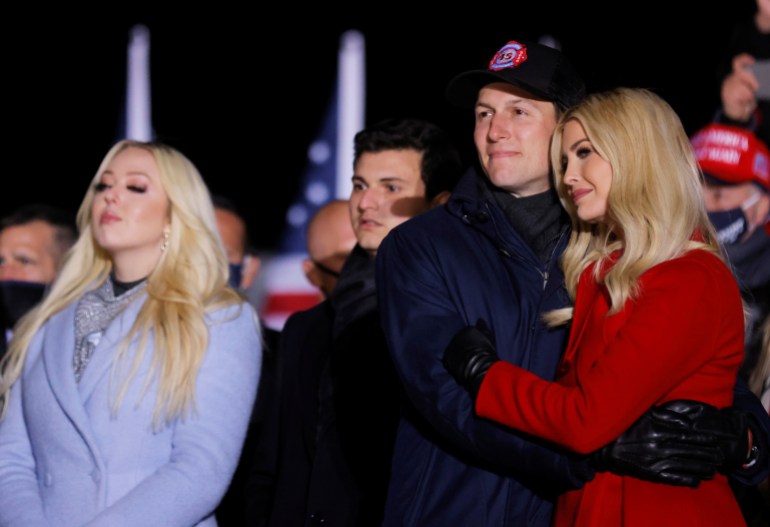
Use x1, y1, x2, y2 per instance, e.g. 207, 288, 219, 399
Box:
257, 31, 365, 331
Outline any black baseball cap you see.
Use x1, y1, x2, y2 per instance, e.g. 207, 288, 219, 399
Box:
446, 39, 586, 111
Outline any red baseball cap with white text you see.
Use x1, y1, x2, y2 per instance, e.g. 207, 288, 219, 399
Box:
691, 123, 770, 193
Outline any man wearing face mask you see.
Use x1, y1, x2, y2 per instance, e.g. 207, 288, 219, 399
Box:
0, 203, 77, 359
213, 195, 262, 294
692, 122, 770, 385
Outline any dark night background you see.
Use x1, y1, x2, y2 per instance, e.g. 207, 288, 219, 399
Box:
2, 3, 758, 251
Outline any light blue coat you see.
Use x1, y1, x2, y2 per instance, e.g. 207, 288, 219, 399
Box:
0, 294, 262, 526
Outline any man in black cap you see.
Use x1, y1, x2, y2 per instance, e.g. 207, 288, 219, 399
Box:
375, 39, 769, 526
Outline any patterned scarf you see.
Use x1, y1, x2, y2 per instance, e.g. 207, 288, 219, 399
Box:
73, 277, 146, 382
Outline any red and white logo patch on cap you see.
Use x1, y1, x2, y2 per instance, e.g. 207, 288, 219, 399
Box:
488, 41, 528, 72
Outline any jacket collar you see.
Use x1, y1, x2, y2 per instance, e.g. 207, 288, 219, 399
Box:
446, 166, 491, 223
43, 291, 147, 432
447, 166, 569, 269
330, 244, 377, 339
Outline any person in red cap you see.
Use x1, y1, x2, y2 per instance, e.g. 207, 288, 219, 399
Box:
693, 123, 770, 242
692, 123, 769, 395
694, 123, 770, 521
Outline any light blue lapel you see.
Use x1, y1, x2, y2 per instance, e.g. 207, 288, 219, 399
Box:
42, 303, 94, 441
76, 294, 147, 404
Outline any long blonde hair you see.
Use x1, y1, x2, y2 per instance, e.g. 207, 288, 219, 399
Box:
0, 140, 243, 424
548, 88, 724, 323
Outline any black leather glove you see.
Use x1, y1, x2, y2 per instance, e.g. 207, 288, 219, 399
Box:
591, 400, 748, 487
592, 400, 728, 488
443, 319, 499, 400
682, 402, 749, 473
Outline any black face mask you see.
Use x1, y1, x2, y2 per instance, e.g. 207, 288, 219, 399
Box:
706, 189, 762, 246
228, 263, 243, 290
707, 208, 748, 245
0, 281, 47, 330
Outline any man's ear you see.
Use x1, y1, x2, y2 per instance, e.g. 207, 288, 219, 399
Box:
240, 254, 261, 290
430, 190, 451, 207
302, 258, 322, 289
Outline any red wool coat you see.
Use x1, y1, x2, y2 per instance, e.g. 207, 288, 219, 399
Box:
477, 249, 746, 527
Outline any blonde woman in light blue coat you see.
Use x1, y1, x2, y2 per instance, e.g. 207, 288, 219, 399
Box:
0, 141, 262, 526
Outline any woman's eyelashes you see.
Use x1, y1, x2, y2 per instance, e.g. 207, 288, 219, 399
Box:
93, 181, 147, 193
576, 145, 593, 158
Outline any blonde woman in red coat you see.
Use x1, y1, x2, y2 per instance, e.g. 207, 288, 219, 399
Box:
444, 88, 747, 526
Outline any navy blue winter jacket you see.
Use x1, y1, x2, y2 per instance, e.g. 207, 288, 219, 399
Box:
376, 167, 593, 527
